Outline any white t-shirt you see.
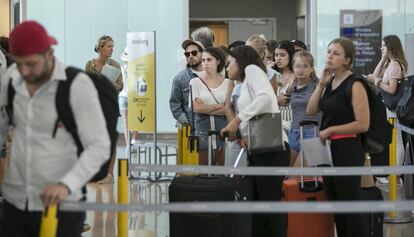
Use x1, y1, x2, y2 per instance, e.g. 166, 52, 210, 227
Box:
189, 77, 230, 105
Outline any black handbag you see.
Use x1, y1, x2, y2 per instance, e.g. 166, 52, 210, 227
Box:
380, 62, 405, 111
247, 113, 285, 154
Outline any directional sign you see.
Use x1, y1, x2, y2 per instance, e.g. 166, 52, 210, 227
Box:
127, 32, 155, 132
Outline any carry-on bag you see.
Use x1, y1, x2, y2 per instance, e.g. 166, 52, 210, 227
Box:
169, 131, 252, 237
282, 120, 335, 237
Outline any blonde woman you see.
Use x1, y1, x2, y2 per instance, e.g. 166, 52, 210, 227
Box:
85, 35, 123, 92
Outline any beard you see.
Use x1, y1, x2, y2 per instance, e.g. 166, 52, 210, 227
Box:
24, 57, 52, 85
188, 59, 201, 68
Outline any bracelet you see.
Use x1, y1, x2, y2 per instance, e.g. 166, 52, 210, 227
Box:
58, 182, 72, 195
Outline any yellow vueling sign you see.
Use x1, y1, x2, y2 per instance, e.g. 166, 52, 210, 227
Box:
127, 32, 155, 132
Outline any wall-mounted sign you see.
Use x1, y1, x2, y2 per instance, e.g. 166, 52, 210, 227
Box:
127, 32, 156, 132
340, 10, 382, 76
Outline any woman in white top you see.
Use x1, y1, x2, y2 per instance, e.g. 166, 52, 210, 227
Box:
190, 47, 233, 165
221, 45, 289, 237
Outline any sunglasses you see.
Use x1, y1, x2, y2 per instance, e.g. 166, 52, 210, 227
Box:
184, 50, 199, 57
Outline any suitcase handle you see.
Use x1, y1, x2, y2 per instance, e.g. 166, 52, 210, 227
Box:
299, 120, 319, 127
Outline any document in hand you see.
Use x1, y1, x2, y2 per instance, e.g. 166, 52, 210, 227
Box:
101, 64, 121, 82
300, 138, 332, 166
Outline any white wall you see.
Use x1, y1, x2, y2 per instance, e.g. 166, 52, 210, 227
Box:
26, 0, 189, 132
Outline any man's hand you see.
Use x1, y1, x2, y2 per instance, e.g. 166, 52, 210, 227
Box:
40, 183, 70, 207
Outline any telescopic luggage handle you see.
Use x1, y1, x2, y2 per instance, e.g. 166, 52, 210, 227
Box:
299, 120, 319, 127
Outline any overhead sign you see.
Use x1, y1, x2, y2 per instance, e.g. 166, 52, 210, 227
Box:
340, 10, 382, 76
127, 32, 156, 132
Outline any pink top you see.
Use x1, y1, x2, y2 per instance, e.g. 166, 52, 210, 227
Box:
382, 60, 404, 84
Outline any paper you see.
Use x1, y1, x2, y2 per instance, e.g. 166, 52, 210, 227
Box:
101, 64, 121, 82
301, 138, 332, 166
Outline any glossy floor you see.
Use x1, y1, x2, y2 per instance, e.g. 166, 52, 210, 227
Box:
80, 145, 414, 237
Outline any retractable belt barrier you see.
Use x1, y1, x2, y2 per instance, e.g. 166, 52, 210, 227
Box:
59, 200, 414, 213
131, 164, 414, 176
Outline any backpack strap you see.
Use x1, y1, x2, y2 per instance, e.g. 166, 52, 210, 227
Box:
5, 78, 16, 126
52, 67, 84, 157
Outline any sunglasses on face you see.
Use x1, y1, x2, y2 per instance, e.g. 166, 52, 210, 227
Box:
184, 50, 199, 57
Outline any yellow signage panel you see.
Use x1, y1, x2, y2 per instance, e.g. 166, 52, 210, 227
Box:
127, 32, 155, 132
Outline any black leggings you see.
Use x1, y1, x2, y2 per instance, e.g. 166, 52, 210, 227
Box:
323, 138, 367, 237
248, 144, 290, 237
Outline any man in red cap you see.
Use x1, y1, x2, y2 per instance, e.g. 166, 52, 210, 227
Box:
0, 20, 110, 237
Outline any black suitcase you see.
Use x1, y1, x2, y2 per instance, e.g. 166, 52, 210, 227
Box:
360, 186, 384, 237
169, 131, 252, 237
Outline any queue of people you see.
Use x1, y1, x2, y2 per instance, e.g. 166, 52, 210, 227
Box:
0, 19, 412, 237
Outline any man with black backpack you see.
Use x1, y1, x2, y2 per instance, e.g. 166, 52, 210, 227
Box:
0, 21, 112, 237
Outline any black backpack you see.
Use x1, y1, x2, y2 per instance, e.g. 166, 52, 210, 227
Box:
396, 75, 414, 127
6, 66, 119, 182
345, 75, 393, 154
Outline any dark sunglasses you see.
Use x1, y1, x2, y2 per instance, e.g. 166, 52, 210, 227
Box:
184, 50, 199, 57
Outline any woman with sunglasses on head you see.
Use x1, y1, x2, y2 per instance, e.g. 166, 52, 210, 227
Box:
84, 35, 122, 186
85, 35, 123, 92
221, 45, 289, 237
307, 37, 370, 237
190, 47, 233, 166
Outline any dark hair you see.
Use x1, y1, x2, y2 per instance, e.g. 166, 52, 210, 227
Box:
0, 36, 9, 53
383, 35, 408, 72
266, 40, 278, 56
204, 47, 226, 73
275, 40, 295, 71
229, 40, 246, 51
291, 39, 307, 51
328, 37, 355, 70
228, 45, 266, 80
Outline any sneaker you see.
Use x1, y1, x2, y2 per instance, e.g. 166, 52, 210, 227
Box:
82, 224, 91, 233
97, 175, 114, 184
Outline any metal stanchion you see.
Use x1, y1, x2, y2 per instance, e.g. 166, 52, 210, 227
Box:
118, 159, 129, 237
384, 118, 413, 223
38, 205, 58, 237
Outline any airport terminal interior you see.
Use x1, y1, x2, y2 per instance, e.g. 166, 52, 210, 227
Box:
1, 0, 414, 236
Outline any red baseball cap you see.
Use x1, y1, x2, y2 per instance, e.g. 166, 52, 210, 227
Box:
9, 20, 57, 57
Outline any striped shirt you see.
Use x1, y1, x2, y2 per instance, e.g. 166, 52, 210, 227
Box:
290, 77, 322, 129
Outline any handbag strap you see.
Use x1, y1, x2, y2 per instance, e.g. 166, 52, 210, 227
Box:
198, 77, 220, 104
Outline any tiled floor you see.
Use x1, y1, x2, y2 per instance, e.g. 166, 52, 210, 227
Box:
80, 144, 414, 237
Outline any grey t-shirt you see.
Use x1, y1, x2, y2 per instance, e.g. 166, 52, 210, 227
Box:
290, 77, 322, 129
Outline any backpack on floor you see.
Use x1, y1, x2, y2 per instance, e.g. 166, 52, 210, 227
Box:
5, 67, 119, 182
345, 75, 393, 154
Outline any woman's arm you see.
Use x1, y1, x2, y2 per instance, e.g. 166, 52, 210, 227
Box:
319, 81, 370, 139
373, 56, 386, 78
192, 98, 224, 114
306, 66, 331, 115
225, 82, 236, 121
269, 76, 278, 93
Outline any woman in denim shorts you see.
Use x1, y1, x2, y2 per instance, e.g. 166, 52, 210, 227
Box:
288, 51, 321, 166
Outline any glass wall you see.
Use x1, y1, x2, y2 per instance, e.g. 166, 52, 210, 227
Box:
26, 0, 189, 132
315, 0, 410, 70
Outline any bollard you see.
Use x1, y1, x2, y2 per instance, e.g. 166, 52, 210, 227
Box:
118, 159, 129, 237
39, 205, 58, 237
383, 118, 413, 223
177, 126, 183, 165
389, 117, 398, 219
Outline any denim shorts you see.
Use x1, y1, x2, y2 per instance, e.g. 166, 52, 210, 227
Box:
288, 128, 317, 153
119, 96, 128, 111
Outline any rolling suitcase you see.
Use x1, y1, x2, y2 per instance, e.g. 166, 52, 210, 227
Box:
360, 186, 384, 237
282, 120, 335, 237
169, 131, 252, 237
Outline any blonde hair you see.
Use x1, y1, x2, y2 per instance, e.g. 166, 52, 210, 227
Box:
246, 34, 267, 59
94, 35, 113, 53
292, 51, 316, 78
